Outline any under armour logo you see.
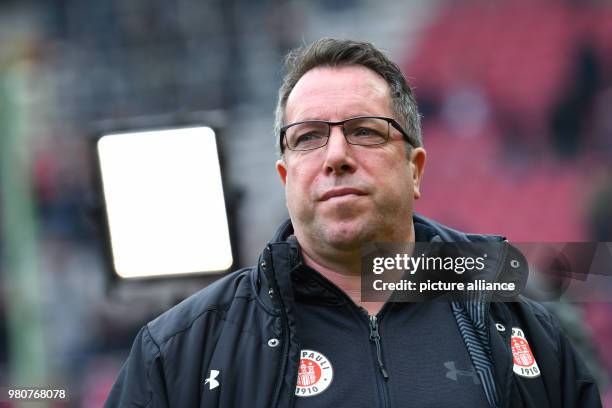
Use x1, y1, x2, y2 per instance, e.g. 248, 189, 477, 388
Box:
444, 361, 480, 384
204, 369, 220, 390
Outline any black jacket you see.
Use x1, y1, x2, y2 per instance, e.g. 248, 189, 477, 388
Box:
105, 215, 601, 407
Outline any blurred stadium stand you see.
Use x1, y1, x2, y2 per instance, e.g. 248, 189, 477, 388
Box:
406, 0, 612, 242
0, 0, 611, 406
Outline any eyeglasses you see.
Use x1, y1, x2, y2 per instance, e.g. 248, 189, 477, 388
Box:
280, 116, 415, 152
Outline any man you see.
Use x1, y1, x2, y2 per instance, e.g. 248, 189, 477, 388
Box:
105, 38, 601, 407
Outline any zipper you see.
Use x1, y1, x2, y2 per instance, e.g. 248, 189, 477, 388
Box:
369, 315, 389, 378
368, 314, 390, 407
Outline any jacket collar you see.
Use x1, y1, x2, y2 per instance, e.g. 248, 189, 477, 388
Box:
255, 214, 526, 311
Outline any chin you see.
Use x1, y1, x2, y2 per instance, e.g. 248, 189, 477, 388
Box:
319, 219, 376, 249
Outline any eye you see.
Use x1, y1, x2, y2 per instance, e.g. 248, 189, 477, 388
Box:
344, 118, 389, 144
287, 124, 329, 150
294, 131, 325, 146
295, 132, 324, 144
352, 127, 381, 137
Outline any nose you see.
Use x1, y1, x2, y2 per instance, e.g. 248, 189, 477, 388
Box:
322, 125, 357, 176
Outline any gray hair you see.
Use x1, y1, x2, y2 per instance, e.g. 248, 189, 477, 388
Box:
274, 37, 422, 157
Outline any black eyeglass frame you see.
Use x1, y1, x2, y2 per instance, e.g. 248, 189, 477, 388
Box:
279, 115, 416, 153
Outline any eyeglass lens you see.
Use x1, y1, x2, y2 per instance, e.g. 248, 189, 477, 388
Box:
286, 117, 389, 151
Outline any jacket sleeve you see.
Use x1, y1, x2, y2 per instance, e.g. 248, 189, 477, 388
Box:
553, 315, 603, 408
104, 325, 169, 408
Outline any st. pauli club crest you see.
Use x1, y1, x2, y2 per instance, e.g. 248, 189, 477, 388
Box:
295, 349, 334, 397
511, 327, 541, 378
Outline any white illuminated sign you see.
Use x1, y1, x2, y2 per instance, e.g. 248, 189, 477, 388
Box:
97, 126, 233, 278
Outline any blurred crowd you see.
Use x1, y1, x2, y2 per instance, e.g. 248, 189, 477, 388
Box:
0, 0, 611, 406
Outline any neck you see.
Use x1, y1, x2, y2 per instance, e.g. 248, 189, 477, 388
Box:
298, 224, 415, 315
301, 245, 361, 276
302, 252, 385, 315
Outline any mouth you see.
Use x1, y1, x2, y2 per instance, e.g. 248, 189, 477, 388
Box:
320, 187, 366, 201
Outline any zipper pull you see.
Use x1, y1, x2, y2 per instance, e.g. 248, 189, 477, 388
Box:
369, 315, 389, 379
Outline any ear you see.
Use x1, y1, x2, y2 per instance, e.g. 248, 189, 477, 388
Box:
276, 158, 287, 186
409, 147, 426, 199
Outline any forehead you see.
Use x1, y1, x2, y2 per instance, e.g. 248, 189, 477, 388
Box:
285, 65, 392, 123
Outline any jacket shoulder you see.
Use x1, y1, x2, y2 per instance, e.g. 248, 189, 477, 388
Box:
516, 297, 561, 334
146, 267, 256, 347
413, 213, 505, 242
500, 296, 566, 355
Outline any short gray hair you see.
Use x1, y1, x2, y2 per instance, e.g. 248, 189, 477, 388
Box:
274, 37, 422, 157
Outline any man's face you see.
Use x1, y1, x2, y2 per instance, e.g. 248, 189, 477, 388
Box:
276, 65, 426, 251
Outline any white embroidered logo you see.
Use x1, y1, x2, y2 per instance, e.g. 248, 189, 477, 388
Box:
204, 369, 220, 390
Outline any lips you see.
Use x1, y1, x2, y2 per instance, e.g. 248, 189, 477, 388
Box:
319, 187, 366, 201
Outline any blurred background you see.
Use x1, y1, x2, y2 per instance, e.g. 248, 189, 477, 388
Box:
0, 0, 611, 406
